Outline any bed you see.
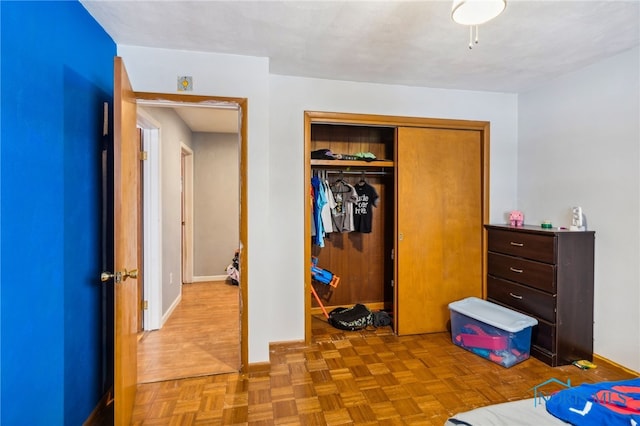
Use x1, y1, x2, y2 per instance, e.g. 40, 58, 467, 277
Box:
446, 378, 640, 426
446, 398, 569, 425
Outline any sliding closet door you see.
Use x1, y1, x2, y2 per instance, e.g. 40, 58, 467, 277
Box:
395, 127, 483, 335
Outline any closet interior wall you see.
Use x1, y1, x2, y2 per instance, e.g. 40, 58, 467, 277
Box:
310, 124, 395, 314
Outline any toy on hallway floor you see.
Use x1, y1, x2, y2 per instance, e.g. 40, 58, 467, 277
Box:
311, 257, 340, 288
226, 250, 240, 285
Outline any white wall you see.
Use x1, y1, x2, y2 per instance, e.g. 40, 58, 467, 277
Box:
518, 47, 640, 371
267, 75, 519, 346
121, 44, 640, 372
120, 45, 518, 363
193, 132, 240, 277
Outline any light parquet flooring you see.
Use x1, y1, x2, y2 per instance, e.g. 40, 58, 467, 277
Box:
137, 281, 241, 383
132, 312, 637, 425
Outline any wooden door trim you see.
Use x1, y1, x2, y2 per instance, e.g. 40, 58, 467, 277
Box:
181, 144, 194, 284
304, 110, 490, 131
303, 113, 312, 344
137, 128, 145, 332
135, 92, 249, 373
138, 119, 162, 331
304, 111, 490, 343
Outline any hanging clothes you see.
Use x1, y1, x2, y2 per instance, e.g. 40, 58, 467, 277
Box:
310, 182, 316, 238
330, 179, 358, 233
321, 178, 336, 234
311, 175, 327, 246
353, 180, 379, 233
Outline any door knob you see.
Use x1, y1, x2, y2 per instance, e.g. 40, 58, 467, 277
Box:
124, 269, 138, 280
101, 268, 138, 284
101, 271, 121, 283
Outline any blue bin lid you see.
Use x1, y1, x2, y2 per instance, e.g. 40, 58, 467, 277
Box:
449, 297, 538, 332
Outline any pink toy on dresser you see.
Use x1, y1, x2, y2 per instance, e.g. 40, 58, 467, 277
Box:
509, 210, 524, 227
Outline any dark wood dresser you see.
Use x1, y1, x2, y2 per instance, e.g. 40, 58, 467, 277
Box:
484, 224, 595, 366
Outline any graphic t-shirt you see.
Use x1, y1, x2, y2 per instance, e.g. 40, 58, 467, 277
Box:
330, 181, 358, 232
353, 181, 379, 233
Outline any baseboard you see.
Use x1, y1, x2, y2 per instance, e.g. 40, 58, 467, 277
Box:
245, 341, 309, 376
269, 339, 306, 351
311, 301, 386, 316
192, 275, 227, 282
82, 387, 113, 426
162, 293, 182, 326
247, 362, 271, 376
593, 353, 640, 376
244, 340, 308, 376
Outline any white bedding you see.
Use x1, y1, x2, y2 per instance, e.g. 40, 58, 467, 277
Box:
445, 398, 569, 426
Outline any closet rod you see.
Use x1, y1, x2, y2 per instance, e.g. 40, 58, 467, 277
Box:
320, 169, 391, 176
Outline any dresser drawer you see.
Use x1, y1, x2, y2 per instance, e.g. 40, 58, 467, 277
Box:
488, 252, 556, 293
487, 276, 556, 323
488, 229, 556, 263
532, 319, 556, 353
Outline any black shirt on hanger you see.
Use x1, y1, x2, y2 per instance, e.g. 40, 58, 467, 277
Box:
353, 181, 379, 233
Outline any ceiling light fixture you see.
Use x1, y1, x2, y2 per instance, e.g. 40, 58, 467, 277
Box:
451, 0, 506, 49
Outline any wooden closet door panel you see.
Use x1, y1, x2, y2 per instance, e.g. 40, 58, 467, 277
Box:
396, 127, 483, 335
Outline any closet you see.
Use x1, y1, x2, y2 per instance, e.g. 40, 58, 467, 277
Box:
304, 111, 490, 341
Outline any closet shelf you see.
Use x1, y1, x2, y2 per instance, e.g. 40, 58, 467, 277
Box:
310, 159, 394, 168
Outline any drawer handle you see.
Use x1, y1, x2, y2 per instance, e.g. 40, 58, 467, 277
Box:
509, 292, 523, 300
509, 241, 524, 247
509, 267, 523, 273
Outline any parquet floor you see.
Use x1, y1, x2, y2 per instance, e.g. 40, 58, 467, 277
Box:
137, 281, 241, 383
131, 310, 637, 425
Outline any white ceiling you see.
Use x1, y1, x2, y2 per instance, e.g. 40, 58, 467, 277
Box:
137, 100, 241, 133
81, 0, 639, 129
174, 106, 240, 133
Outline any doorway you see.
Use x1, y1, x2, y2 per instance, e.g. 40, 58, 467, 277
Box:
135, 93, 248, 380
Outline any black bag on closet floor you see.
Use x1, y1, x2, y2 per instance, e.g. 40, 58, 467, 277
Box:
328, 304, 373, 331
372, 310, 392, 327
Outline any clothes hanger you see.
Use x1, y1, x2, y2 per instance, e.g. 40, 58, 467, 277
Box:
331, 171, 351, 193
358, 171, 366, 185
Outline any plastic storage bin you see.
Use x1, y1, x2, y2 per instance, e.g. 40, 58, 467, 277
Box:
449, 297, 538, 367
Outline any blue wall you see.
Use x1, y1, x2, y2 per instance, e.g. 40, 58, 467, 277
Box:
1, 2, 116, 424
